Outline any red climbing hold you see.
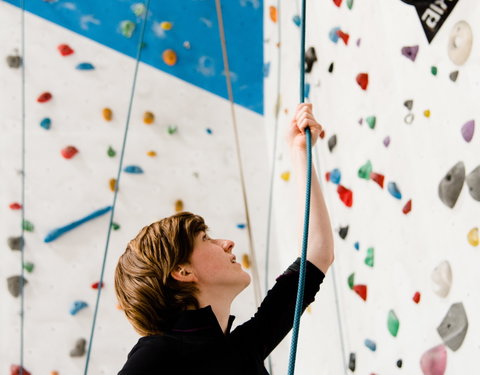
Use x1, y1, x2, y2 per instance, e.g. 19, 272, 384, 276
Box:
403, 199, 412, 215
337, 185, 353, 207
413, 291, 421, 304
336, 30, 350, 45
37, 92, 52, 103
61, 146, 79, 159
356, 73, 369, 90
325, 172, 331, 182
58, 44, 74, 56
333, 0, 342, 7
353, 284, 367, 301
91, 281, 104, 289
11, 365, 31, 375
9, 202, 22, 210
370, 172, 384, 188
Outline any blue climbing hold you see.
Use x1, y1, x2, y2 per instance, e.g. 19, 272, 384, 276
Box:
40, 118, 51, 130
354, 242, 360, 251
264, 62, 271, 78
387, 182, 402, 200
305, 83, 310, 99
124, 165, 144, 174
206, 128, 213, 135
330, 168, 341, 185
292, 15, 301, 27
76, 62, 95, 70
364, 338, 377, 352
329, 27, 341, 43
70, 300, 88, 315
237, 223, 246, 229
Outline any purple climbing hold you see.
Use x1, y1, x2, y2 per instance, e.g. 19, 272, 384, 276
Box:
461, 120, 474, 142
383, 136, 391, 147
401, 45, 419, 61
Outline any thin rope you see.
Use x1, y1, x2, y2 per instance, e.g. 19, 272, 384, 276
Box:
83, 0, 151, 372
19, 0, 26, 373
214, 0, 262, 307
287, 0, 312, 373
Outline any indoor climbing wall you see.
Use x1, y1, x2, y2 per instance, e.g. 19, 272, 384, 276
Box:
264, 0, 479, 374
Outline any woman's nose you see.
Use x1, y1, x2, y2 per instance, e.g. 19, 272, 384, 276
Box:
222, 240, 234, 252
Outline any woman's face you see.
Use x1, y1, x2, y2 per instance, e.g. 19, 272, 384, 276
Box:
188, 231, 251, 297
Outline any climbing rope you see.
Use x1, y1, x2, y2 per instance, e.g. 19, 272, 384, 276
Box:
83, 0, 151, 373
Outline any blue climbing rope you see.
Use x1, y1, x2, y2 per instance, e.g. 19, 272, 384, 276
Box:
83, 0, 151, 373
287, 0, 312, 373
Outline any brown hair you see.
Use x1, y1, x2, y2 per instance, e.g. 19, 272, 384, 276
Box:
114, 211, 208, 336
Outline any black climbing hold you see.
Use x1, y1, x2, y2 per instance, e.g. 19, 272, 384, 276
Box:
396, 359, 403, 368
348, 352, 356, 372
70, 338, 87, 357
8, 236, 24, 251
328, 135, 337, 152
328, 62, 334, 73
6, 54, 22, 68
339, 226, 349, 239
7, 275, 28, 297
305, 47, 317, 73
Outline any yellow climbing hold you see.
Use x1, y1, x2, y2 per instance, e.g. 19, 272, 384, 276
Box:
468, 227, 479, 246
306, 305, 312, 314
424, 109, 431, 118
175, 199, 184, 213
109, 178, 117, 192
281, 171, 291, 181
147, 150, 157, 157
242, 254, 251, 269
162, 49, 177, 66
102, 108, 112, 121
160, 21, 172, 30
144, 111, 155, 124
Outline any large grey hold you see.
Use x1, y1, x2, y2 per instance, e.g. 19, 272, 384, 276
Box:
466, 165, 480, 201
7, 275, 28, 297
70, 338, 87, 357
328, 134, 337, 152
6, 54, 22, 68
438, 161, 465, 208
437, 302, 468, 351
8, 236, 24, 251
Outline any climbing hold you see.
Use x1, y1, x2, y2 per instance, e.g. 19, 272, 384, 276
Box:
147, 150, 156, 157
175, 199, 184, 213
402, 199, 412, 214
448, 21, 473, 66
263, 62, 270, 78
269, 6, 277, 22
387, 182, 402, 200
162, 49, 177, 66
405, 113, 415, 124
336, 30, 349, 45
330, 168, 341, 184
356, 38, 361, 47
305, 47, 317, 73
160, 21, 173, 30
348, 353, 356, 372
333, 0, 342, 7
61, 146, 79, 159
51, 371, 59, 375
397, 359, 403, 368
356, 73, 368, 90
413, 291, 421, 304
23, 262, 34, 273
431, 66, 438, 76
58, 44, 74, 56
123, 165, 143, 174
22, 220, 34, 232
346, 0, 354, 9
131, 3, 146, 16
6, 54, 22, 68
70, 300, 88, 315
449, 70, 459, 82
92, 281, 104, 289
358, 160, 372, 180
370, 172, 384, 188
242, 254, 250, 269
338, 226, 349, 239
328, 62, 334, 73
329, 27, 341, 43
348, 273, 354, 289
103, 108, 113, 121
281, 171, 291, 181
107, 146, 116, 158
466, 165, 480, 201
337, 185, 353, 207
292, 15, 301, 27
366, 116, 376, 129
183, 41, 191, 49
112, 222, 120, 230
205, 128, 213, 135
120, 20, 136, 38
10, 365, 31, 375
383, 136, 391, 147
438, 161, 465, 208
76, 62, 95, 70
467, 228, 479, 246
328, 135, 337, 152
461, 120, 474, 142
9, 202, 22, 210
143, 111, 155, 124
364, 338, 376, 351
109, 178, 117, 192
37, 92, 52, 103
365, 247, 374, 267
431, 260, 452, 298
420, 345, 447, 375
404, 99, 413, 110
401, 45, 419, 61
7, 275, 27, 297
304, 83, 310, 99
168, 125, 178, 134
40, 118, 51, 130
353, 284, 367, 301
237, 224, 246, 229
319, 129, 325, 139
70, 338, 87, 357
354, 242, 360, 250
388, 310, 400, 337
424, 109, 431, 118
437, 302, 468, 351
7, 236, 23, 251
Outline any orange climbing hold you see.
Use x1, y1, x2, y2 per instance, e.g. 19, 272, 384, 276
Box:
37, 92, 52, 103
162, 49, 177, 66
337, 185, 353, 207
102, 108, 113, 121
109, 178, 117, 192
175, 200, 184, 213
353, 284, 367, 301
147, 150, 157, 157
269, 6, 277, 22
58, 44, 74, 56
143, 111, 155, 124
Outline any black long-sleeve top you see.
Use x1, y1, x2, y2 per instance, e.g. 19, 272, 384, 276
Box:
118, 257, 326, 374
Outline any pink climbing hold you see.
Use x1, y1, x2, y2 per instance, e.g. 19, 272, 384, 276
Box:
420, 345, 447, 375
356, 73, 369, 90
58, 44, 74, 56
61, 146, 79, 159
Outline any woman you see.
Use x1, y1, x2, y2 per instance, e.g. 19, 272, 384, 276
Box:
115, 103, 334, 374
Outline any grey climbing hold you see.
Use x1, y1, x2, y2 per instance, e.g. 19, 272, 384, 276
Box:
8, 236, 24, 251
70, 338, 87, 357
6, 54, 22, 68
305, 47, 317, 73
328, 135, 337, 152
437, 302, 468, 351
404, 99, 413, 110
450, 70, 459, 82
438, 161, 465, 208
466, 165, 480, 201
7, 275, 28, 297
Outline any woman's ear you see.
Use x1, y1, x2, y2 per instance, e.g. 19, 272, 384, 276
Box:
171, 264, 196, 282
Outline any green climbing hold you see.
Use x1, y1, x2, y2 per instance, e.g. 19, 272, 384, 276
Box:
365, 247, 374, 267
120, 20, 136, 38
168, 125, 178, 135
366, 116, 376, 129
388, 309, 400, 337
431, 66, 438, 76
112, 222, 120, 230
23, 220, 34, 232
358, 160, 372, 180
107, 146, 116, 158
347, 0, 354, 9
348, 273, 355, 289
23, 262, 34, 273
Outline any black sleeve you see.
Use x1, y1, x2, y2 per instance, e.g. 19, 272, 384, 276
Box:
230, 257, 325, 359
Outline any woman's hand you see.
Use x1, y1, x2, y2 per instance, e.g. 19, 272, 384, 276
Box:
286, 103, 324, 151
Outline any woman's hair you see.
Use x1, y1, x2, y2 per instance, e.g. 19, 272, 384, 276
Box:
114, 211, 208, 336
